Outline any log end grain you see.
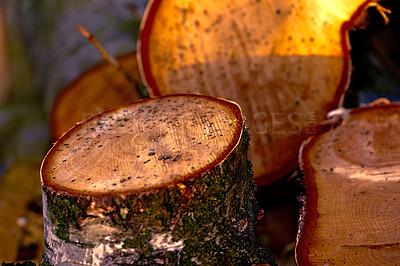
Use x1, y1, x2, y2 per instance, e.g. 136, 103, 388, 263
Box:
296, 103, 400, 265
43, 94, 243, 195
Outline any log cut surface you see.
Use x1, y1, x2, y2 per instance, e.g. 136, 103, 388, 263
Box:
40, 94, 276, 265
297, 103, 400, 265
43, 94, 242, 195
138, 0, 376, 184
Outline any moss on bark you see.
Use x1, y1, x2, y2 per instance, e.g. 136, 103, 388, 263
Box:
41, 128, 276, 265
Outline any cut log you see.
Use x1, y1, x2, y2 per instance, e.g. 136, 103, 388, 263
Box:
50, 53, 141, 140
40, 94, 277, 265
137, 0, 377, 185
296, 103, 400, 265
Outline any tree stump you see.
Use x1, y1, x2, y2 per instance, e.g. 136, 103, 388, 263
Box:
296, 103, 400, 265
40, 94, 277, 265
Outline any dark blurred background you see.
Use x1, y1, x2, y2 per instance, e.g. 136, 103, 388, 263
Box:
0, 1, 147, 263
0, 0, 399, 264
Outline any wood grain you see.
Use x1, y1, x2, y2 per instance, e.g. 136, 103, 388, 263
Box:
42, 94, 243, 195
297, 104, 400, 265
138, 0, 376, 184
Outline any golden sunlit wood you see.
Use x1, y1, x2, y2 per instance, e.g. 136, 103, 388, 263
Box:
138, 0, 377, 184
51, 53, 141, 140
297, 103, 400, 265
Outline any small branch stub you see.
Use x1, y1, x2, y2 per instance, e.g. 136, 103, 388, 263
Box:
40, 94, 277, 265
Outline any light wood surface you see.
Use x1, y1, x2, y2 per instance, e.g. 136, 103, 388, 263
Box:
297, 103, 400, 265
43, 94, 243, 195
138, 0, 376, 184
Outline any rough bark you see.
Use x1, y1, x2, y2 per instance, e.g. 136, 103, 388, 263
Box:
296, 102, 400, 265
40, 94, 277, 265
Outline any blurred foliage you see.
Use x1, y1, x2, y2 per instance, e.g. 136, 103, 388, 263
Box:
0, 0, 147, 175
0, 159, 43, 264
0, 0, 147, 263
12, 0, 145, 113
0, 2, 49, 175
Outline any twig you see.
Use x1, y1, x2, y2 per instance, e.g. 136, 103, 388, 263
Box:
78, 25, 149, 99
369, 2, 392, 25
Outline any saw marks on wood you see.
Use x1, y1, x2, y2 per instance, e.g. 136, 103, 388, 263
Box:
297, 104, 400, 265
41, 95, 243, 195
